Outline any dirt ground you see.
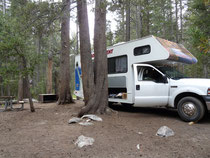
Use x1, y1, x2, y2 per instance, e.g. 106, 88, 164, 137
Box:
0, 101, 210, 158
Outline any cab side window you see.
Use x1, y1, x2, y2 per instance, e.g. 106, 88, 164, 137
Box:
140, 67, 164, 83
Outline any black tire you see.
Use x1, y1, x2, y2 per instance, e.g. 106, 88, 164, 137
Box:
108, 102, 114, 106
177, 96, 205, 122
121, 103, 134, 108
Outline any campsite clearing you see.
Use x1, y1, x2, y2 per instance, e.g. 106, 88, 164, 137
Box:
0, 101, 210, 158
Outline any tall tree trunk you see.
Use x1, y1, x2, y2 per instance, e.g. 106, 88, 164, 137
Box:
92, 0, 108, 113
54, 70, 58, 94
18, 76, 24, 100
0, 76, 3, 96
162, 0, 166, 38
0, 62, 3, 96
122, 3, 125, 41
179, 0, 183, 42
22, 57, 35, 112
125, 0, 130, 41
3, 0, 6, 14
169, 0, 174, 41
0, 86, 3, 96
18, 64, 29, 101
47, 52, 53, 94
57, 0, 74, 104
77, 0, 94, 103
7, 85, 10, 96
36, 35, 41, 85
144, 0, 150, 36
77, 0, 108, 116
175, 0, 179, 43
76, 19, 79, 55
135, 5, 141, 38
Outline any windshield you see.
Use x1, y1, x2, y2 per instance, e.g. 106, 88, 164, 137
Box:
157, 66, 187, 79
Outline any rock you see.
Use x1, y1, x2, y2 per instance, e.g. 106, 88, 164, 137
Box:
75, 135, 94, 148
68, 117, 82, 124
156, 126, 174, 137
136, 144, 140, 150
78, 122, 94, 126
81, 114, 102, 122
37, 120, 48, 125
189, 122, 195, 125
137, 132, 143, 135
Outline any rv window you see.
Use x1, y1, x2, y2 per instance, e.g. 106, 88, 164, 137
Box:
134, 45, 151, 56
108, 55, 127, 74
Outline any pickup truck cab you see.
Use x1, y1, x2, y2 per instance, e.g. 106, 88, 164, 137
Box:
132, 64, 210, 122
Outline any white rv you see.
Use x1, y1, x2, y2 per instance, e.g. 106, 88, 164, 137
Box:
75, 35, 210, 122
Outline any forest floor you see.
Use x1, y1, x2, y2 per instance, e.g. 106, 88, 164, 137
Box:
0, 100, 210, 158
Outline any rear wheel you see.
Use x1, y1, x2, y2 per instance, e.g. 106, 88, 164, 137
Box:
177, 97, 205, 122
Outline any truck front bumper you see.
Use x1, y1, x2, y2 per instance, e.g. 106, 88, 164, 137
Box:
202, 95, 210, 111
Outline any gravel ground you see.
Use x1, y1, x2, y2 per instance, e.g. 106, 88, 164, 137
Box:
0, 101, 210, 158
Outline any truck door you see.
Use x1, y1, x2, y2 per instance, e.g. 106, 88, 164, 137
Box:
133, 64, 169, 107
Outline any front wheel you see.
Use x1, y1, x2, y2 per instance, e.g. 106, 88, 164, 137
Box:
177, 97, 205, 122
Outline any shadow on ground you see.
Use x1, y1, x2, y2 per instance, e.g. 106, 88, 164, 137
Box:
109, 103, 210, 123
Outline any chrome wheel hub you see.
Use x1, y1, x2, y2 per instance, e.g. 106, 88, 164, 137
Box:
182, 102, 197, 117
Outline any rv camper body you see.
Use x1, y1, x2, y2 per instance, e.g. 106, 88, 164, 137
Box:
75, 35, 210, 122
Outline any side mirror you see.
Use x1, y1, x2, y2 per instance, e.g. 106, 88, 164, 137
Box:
162, 75, 168, 84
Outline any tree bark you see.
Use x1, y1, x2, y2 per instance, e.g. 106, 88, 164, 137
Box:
145, 0, 150, 36
121, 3, 125, 41
57, 0, 74, 104
18, 63, 29, 101
125, 0, 130, 41
18, 77, 24, 101
169, 0, 174, 41
22, 57, 35, 112
3, 0, 6, 14
47, 52, 53, 94
162, 0, 166, 38
36, 35, 41, 87
93, 0, 108, 113
77, 0, 108, 117
135, 5, 142, 38
175, 0, 179, 43
53, 68, 58, 95
179, 0, 183, 42
0, 76, 3, 96
77, 0, 94, 103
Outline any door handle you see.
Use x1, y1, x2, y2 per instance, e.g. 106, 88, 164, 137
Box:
136, 85, 140, 90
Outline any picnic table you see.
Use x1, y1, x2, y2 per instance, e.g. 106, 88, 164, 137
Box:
0, 96, 24, 112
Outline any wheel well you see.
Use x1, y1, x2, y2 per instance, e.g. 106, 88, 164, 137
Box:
174, 92, 207, 109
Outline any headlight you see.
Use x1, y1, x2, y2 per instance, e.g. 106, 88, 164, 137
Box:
208, 88, 210, 95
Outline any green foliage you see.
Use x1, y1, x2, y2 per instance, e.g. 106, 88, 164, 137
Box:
184, 0, 210, 78
31, 79, 46, 99
109, 0, 178, 43
0, 0, 63, 97
186, 0, 209, 53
